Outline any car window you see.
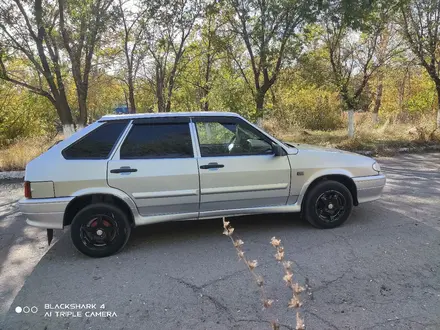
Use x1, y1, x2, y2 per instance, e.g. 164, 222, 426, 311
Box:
196, 120, 273, 157
120, 123, 194, 159
62, 122, 128, 159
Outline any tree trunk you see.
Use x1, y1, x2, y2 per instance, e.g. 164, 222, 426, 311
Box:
437, 103, 440, 129
373, 80, 383, 124
127, 75, 136, 114
128, 85, 136, 114
398, 74, 406, 113
202, 52, 212, 112
255, 92, 266, 127
255, 91, 265, 116
156, 65, 165, 112
437, 85, 440, 129
77, 83, 88, 126
348, 109, 355, 138
55, 98, 75, 137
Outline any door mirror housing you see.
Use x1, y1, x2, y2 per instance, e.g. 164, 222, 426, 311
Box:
272, 143, 284, 156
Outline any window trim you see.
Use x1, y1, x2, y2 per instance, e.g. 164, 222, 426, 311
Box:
192, 117, 276, 158
118, 122, 195, 160
61, 121, 129, 160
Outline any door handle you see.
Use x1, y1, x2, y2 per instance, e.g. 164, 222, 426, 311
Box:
110, 167, 138, 174
200, 162, 224, 169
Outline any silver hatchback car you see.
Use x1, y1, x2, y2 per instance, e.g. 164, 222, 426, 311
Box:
19, 112, 385, 257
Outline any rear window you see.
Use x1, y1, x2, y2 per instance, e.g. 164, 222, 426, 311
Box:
62, 122, 128, 159
120, 123, 193, 159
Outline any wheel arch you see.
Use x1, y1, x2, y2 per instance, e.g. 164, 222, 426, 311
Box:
298, 171, 358, 210
63, 188, 138, 227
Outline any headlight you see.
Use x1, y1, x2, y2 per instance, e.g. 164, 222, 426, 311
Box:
372, 162, 381, 172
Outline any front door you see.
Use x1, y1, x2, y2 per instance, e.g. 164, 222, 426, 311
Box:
108, 120, 199, 217
193, 117, 291, 214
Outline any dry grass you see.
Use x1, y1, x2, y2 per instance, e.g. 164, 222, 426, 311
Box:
264, 115, 440, 155
0, 137, 56, 171
222, 218, 306, 330
1, 114, 439, 171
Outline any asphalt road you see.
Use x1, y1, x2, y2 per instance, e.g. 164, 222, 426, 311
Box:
1, 153, 439, 330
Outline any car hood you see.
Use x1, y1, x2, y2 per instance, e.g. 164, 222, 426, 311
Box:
282, 142, 356, 155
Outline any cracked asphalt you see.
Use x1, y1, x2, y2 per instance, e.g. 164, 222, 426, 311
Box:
1, 153, 439, 330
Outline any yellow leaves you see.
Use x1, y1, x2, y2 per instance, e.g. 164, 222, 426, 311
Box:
271, 321, 280, 330
270, 236, 281, 247
247, 260, 258, 270
283, 261, 292, 270
296, 312, 305, 330
222, 216, 305, 326
263, 299, 274, 308
222, 227, 234, 236
293, 283, 305, 294
275, 250, 285, 261
222, 217, 234, 236
233, 239, 244, 247
283, 272, 293, 284
288, 296, 302, 308
274, 245, 285, 261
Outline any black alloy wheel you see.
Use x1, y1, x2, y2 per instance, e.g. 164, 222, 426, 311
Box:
71, 203, 131, 258
303, 180, 353, 229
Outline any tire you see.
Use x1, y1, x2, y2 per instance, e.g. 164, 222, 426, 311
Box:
303, 180, 353, 229
70, 203, 131, 258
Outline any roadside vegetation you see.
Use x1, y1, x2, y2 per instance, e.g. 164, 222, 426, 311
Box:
2, 0, 440, 170
1, 114, 438, 171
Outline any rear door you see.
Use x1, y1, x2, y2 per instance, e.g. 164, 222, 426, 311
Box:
107, 118, 200, 218
193, 117, 291, 214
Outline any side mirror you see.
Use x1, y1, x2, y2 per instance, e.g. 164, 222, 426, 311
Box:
272, 143, 284, 156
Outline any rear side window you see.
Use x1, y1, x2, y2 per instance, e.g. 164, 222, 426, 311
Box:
120, 124, 193, 159
62, 122, 128, 159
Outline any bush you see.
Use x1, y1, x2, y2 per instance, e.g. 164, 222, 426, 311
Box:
0, 83, 57, 147
270, 85, 344, 131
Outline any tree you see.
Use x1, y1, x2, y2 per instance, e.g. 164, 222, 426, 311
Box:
400, 0, 440, 129
0, 0, 75, 135
227, 0, 318, 120
198, 1, 230, 111
323, 0, 397, 137
372, 25, 391, 123
144, 0, 201, 112
58, 0, 115, 126
115, 0, 148, 113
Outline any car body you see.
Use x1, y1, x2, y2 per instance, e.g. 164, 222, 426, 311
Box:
19, 112, 386, 257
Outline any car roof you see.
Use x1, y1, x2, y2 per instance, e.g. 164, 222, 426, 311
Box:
100, 111, 241, 121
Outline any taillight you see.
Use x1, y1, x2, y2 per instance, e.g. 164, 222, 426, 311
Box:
24, 181, 32, 198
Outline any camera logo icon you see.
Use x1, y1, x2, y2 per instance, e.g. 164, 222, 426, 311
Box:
15, 306, 38, 314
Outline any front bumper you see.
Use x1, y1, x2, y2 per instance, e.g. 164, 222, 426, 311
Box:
19, 197, 73, 229
353, 174, 386, 203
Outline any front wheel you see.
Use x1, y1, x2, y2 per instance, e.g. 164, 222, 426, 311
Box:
70, 203, 131, 258
303, 180, 353, 229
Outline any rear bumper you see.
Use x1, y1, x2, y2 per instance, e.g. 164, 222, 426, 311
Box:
19, 197, 73, 229
353, 174, 386, 203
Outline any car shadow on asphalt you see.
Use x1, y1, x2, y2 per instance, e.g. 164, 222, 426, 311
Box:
124, 213, 308, 253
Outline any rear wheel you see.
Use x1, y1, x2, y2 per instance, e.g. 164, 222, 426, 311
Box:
303, 180, 353, 229
70, 203, 131, 258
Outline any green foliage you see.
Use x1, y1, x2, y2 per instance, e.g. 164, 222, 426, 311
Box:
0, 0, 439, 146
0, 82, 57, 146
272, 82, 344, 131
